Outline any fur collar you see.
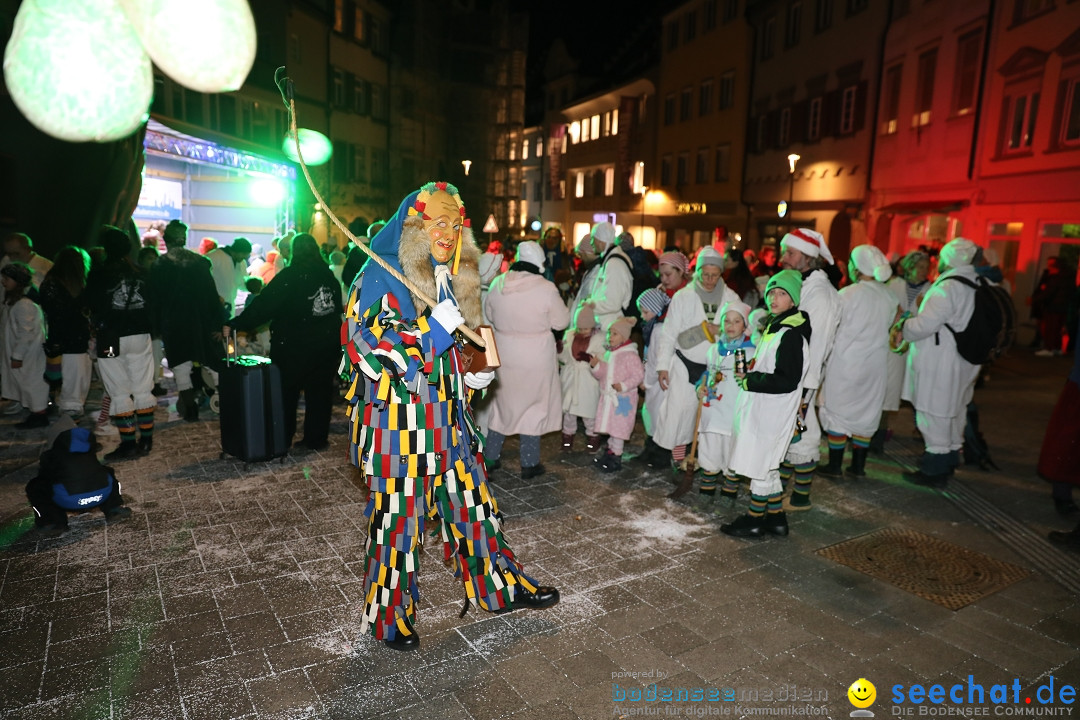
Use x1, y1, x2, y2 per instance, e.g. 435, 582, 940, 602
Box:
397, 216, 482, 328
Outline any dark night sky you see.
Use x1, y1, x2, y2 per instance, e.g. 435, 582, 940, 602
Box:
521, 0, 683, 121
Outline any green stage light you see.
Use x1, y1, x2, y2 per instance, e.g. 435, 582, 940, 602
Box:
118, 0, 256, 93
282, 129, 333, 166
249, 178, 285, 207
2, 0, 152, 142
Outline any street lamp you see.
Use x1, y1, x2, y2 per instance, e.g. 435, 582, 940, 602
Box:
786, 153, 800, 232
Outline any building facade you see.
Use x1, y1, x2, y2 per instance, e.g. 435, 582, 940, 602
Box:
973, 0, 1080, 329
868, 0, 991, 259
743, 0, 889, 260
655, 0, 753, 253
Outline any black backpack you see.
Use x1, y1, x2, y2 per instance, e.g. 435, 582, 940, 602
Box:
942, 275, 1016, 365
607, 250, 658, 319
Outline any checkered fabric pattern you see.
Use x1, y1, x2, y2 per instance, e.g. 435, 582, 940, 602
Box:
343, 284, 538, 642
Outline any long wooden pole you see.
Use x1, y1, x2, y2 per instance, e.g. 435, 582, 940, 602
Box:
276, 68, 485, 348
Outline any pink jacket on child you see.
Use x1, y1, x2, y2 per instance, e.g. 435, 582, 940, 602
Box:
590, 341, 645, 441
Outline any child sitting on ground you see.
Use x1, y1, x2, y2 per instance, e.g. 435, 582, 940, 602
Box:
722, 269, 810, 540
559, 303, 604, 452
590, 316, 645, 472
25, 416, 132, 537
695, 301, 756, 499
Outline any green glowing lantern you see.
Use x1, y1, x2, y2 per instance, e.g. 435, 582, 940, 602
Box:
118, 0, 256, 93
2, 0, 152, 142
282, 129, 333, 166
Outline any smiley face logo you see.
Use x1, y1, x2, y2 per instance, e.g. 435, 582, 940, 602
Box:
847, 678, 876, 709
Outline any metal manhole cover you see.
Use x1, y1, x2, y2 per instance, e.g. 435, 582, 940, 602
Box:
816, 528, 1030, 610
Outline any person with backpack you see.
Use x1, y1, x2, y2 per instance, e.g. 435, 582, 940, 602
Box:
584, 221, 632, 331
895, 238, 986, 488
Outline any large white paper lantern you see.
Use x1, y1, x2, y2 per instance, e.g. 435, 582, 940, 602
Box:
282, 129, 333, 166
119, 0, 256, 93
3, 0, 152, 142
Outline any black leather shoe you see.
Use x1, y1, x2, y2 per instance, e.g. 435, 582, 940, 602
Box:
515, 586, 560, 609
105, 440, 143, 462
383, 628, 420, 651
764, 512, 789, 537
720, 513, 766, 538
521, 463, 546, 479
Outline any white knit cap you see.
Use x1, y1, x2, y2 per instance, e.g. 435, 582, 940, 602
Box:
939, 237, 979, 269
478, 252, 502, 285
696, 246, 725, 269
720, 300, 752, 328
590, 221, 616, 249
850, 244, 893, 282
781, 228, 834, 265
516, 240, 546, 271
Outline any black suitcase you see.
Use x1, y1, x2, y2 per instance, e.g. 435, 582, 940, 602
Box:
218, 354, 288, 464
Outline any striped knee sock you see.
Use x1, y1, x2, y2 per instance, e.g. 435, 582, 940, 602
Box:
792, 461, 816, 499
113, 412, 136, 442
766, 492, 784, 514
826, 431, 847, 451
851, 433, 872, 449
748, 492, 767, 517
779, 462, 794, 488
672, 444, 687, 463
700, 472, 719, 495
721, 475, 740, 498
96, 394, 112, 429
136, 408, 155, 440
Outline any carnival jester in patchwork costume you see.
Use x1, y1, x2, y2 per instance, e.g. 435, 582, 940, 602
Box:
343, 181, 559, 651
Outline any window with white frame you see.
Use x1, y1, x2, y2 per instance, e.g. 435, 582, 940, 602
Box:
952, 29, 982, 116
913, 48, 937, 127
681, 87, 693, 121
814, 0, 832, 32
590, 114, 600, 139
581, 117, 591, 142
807, 97, 822, 140
786, 1, 802, 48
612, 110, 619, 135
700, 79, 714, 116
719, 71, 735, 110
696, 148, 709, 183
661, 155, 673, 186
778, 107, 791, 145
1003, 89, 1039, 153
633, 162, 645, 193
333, 69, 346, 107
664, 94, 676, 125
570, 120, 581, 143
603, 111, 611, 136
761, 15, 776, 60
1061, 77, 1080, 146
522, 139, 529, 159
839, 85, 857, 134
575, 171, 585, 198
604, 167, 615, 196
881, 64, 902, 134
714, 144, 731, 182
677, 153, 689, 185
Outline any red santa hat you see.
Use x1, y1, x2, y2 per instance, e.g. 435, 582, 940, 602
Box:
781, 228, 834, 266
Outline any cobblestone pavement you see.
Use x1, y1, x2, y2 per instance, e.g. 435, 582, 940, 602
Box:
1, 353, 1078, 720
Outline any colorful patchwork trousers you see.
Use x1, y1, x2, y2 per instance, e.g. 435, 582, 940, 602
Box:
360, 457, 538, 642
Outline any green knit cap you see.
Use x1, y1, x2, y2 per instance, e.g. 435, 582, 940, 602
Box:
766, 268, 802, 306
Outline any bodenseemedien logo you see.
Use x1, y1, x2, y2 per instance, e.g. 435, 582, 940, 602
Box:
849, 678, 877, 718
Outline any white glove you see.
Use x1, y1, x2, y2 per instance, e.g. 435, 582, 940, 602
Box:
464, 370, 496, 390
429, 299, 464, 334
